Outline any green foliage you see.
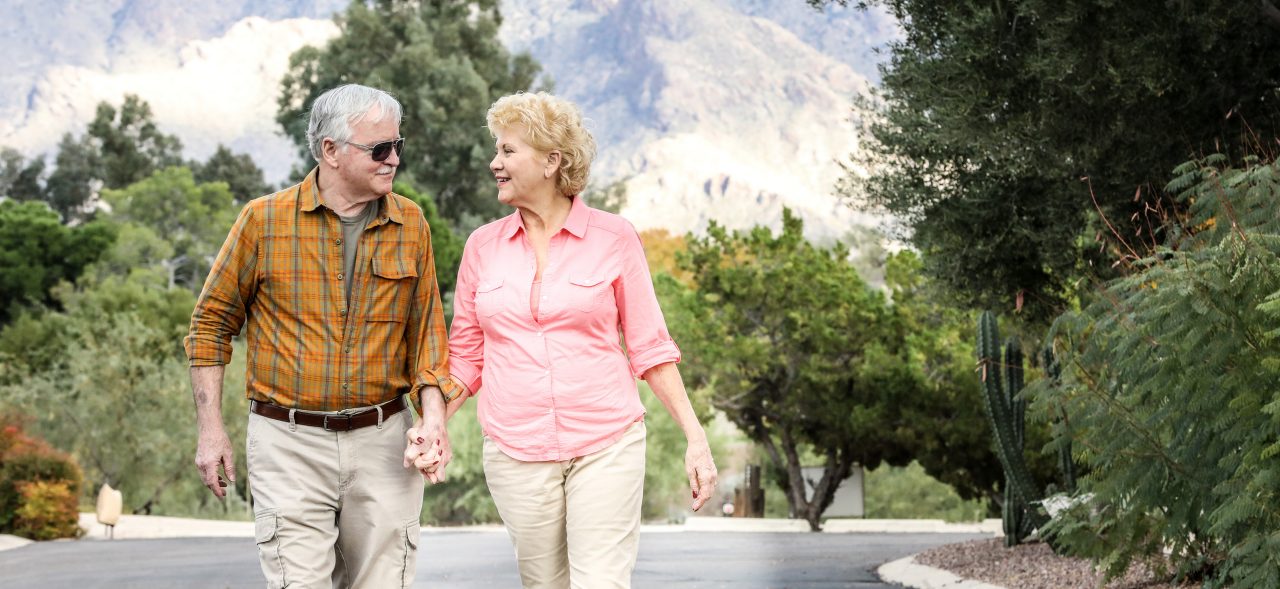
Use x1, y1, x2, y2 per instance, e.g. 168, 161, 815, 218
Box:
87, 96, 184, 190
0, 415, 84, 537
0, 264, 255, 519
665, 209, 1003, 530
98, 167, 237, 292
864, 461, 987, 522
43, 95, 184, 222
190, 145, 273, 201
394, 182, 463, 296
421, 400, 497, 525
12, 480, 81, 541
882, 250, 1043, 508
0, 200, 115, 324
277, 0, 546, 224
1035, 154, 1280, 585
849, 0, 1280, 321
2, 289, 192, 514
42, 133, 100, 222
0, 147, 47, 202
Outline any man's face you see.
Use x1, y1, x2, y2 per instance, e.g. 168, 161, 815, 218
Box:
334, 106, 401, 200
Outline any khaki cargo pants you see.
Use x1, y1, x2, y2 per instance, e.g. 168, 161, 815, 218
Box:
248, 401, 424, 589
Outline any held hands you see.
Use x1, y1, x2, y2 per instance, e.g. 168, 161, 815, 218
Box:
686, 437, 718, 511
403, 418, 452, 484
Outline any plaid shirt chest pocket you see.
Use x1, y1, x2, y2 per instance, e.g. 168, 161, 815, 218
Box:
366, 251, 419, 322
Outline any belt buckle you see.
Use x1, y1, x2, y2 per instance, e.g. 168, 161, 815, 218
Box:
323, 413, 353, 432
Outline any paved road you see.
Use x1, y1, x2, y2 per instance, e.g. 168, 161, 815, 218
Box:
0, 530, 984, 588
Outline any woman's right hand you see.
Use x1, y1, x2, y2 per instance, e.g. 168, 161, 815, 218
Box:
685, 437, 718, 511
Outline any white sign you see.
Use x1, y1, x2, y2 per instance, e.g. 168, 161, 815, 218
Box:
801, 465, 864, 518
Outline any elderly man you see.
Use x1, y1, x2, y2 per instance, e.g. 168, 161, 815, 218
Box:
185, 83, 460, 588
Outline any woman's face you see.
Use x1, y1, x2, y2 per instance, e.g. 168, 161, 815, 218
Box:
490, 125, 558, 206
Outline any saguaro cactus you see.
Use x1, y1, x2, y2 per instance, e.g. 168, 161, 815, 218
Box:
977, 311, 1047, 546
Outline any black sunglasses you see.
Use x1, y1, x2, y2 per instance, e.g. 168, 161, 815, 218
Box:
345, 137, 404, 162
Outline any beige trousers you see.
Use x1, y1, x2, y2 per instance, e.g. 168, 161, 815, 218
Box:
248, 399, 424, 589
483, 420, 647, 589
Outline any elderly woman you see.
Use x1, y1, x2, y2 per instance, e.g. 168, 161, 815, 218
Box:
408, 91, 717, 587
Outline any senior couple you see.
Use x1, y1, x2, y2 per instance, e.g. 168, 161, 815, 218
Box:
185, 83, 716, 588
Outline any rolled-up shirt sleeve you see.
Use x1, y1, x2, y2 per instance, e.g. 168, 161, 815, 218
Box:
185, 204, 259, 366
407, 220, 464, 403
615, 223, 681, 378
447, 233, 486, 396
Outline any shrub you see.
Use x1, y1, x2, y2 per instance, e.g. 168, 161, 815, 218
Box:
0, 414, 83, 538
12, 480, 80, 540
1036, 154, 1280, 586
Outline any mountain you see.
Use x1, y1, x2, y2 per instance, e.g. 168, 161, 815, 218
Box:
0, 0, 895, 240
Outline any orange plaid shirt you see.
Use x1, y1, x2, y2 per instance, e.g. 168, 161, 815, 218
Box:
184, 168, 460, 411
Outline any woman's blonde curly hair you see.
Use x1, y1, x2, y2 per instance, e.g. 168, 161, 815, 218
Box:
486, 92, 597, 197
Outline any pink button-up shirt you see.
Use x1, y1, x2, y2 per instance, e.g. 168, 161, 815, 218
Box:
448, 196, 681, 461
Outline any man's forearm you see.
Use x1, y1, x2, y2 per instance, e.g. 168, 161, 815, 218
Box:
420, 385, 446, 423
190, 365, 227, 431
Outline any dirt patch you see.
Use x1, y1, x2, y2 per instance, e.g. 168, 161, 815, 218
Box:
913, 538, 1196, 589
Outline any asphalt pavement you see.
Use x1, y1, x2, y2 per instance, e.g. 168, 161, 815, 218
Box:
0, 529, 985, 588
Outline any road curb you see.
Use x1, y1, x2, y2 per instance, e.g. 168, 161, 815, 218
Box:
878, 555, 1007, 589
0, 534, 32, 553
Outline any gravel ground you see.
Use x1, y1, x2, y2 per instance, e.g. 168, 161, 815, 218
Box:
914, 538, 1197, 589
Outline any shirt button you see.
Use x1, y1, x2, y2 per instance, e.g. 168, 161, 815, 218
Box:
537, 331, 543, 336
345, 346, 352, 353
544, 370, 550, 376
339, 308, 347, 316
342, 382, 350, 390
337, 273, 344, 280
335, 238, 342, 246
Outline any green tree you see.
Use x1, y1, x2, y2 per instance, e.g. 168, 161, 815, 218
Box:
42, 95, 184, 222
190, 145, 273, 202
87, 95, 184, 190
834, 0, 1280, 321
277, 0, 545, 223
99, 167, 237, 292
0, 148, 46, 202
0, 201, 115, 323
43, 133, 101, 222
394, 181, 463, 296
667, 209, 912, 530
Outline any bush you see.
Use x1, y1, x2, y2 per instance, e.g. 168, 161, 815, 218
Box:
865, 461, 988, 522
1036, 154, 1280, 586
0, 414, 84, 539
12, 480, 80, 540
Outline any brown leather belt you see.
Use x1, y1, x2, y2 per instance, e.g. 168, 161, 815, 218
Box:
250, 397, 408, 432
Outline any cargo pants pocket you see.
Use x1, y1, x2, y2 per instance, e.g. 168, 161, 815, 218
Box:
401, 519, 421, 588
255, 510, 287, 588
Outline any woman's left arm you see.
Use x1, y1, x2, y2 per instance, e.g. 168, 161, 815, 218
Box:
614, 221, 717, 510
643, 362, 718, 511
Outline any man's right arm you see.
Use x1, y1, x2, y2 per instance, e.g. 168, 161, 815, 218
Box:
191, 365, 235, 499
185, 203, 260, 498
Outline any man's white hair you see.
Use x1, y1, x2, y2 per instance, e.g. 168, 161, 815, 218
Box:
306, 84, 403, 162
